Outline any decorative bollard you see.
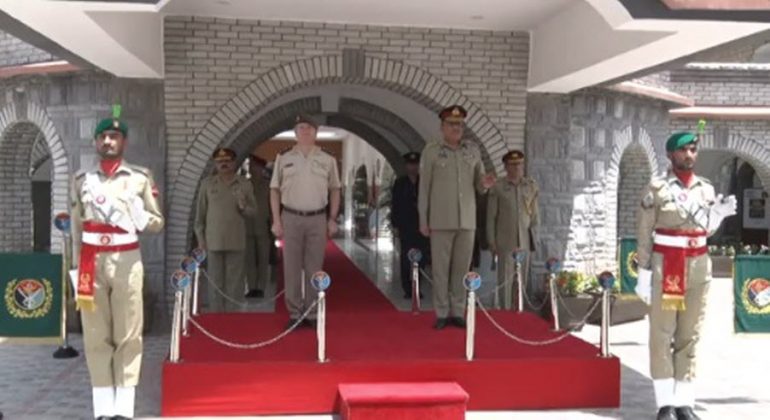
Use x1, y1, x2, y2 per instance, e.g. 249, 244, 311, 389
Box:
597, 271, 615, 358
408, 248, 423, 313
311, 271, 331, 363
190, 248, 206, 316
464, 272, 482, 361
511, 249, 527, 313
169, 270, 191, 363
545, 257, 562, 331
53, 212, 79, 359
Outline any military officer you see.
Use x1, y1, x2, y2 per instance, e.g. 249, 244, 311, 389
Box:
486, 150, 539, 310
244, 154, 272, 298
390, 152, 429, 298
195, 147, 256, 312
270, 114, 341, 329
71, 112, 164, 420
636, 131, 736, 420
419, 105, 496, 329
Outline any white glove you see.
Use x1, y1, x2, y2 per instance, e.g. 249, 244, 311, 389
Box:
127, 196, 150, 232
707, 194, 737, 232
635, 268, 652, 305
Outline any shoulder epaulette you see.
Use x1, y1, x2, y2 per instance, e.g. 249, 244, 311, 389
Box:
125, 163, 151, 178
278, 146, 293, 155
697, 176, 712, 185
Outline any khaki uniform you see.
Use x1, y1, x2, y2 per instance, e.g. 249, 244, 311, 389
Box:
195, 174, 256, 312
71, 162, 164, 388
637, 175, 715, 381
271, 146, 340, 319
419, 140, 486, 318
486, 177, 539, 310
245, 174, 272, 292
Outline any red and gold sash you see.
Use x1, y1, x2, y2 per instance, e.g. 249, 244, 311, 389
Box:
653, 228, 707, 311
77, 221, 139, 311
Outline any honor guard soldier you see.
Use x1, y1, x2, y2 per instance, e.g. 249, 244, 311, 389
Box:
418, 105, 496, 329
71, 108, 164, 420
390, 151, 429, 298
636, 130, 736, 420
244, 154, 272, 298
270, 114, 341, 329
486, 150, 540, 310
195, 147, 257, 312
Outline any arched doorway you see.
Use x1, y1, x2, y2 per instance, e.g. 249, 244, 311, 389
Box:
617, 143, 653, 238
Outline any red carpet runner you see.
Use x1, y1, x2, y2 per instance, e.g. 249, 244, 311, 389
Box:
162, 240, 620, 416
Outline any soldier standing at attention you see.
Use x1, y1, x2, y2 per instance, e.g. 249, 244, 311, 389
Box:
486, 150, 539, 310
635, 130, 736, 420
71, 108, 164, 420
195, 147, 256, 312
419, 105, 496, 329
270, 115, 341, 329
244, 154, 272, 298
390, 152, 429, 299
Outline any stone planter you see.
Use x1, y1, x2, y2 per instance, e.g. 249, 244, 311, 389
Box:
553, 294, 597, 332
710, 255, 733, 278
586, 293, 648, 326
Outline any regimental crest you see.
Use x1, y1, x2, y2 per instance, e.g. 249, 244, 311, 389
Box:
664, 275, 682, 293
742, 278, 770, 315
626, 251, 639, 279
4, 278, 53, 318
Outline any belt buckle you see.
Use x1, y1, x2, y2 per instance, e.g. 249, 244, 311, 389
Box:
99, 234, 112, 245
687, 238, 698, 248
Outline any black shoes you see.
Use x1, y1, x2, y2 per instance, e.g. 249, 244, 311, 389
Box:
433, 318, 448, 329
675, 406, 701, 420
656, 406, 677, 420
245, 289, 264, 298
450, 317, 466, 328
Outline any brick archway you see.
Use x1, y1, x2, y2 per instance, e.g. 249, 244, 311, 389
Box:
0, 101, 69, 253
698, 131, 770, 194
165, 54, 509, 272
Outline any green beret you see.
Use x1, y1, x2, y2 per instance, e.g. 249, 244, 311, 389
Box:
665, 132, 698, 152
94, 118, 128, 138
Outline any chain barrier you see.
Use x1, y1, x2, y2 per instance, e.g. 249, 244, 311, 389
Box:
200, 269, 285, 309
553, 284, 601, 319
476, 297, 602, 346
188, 298, 319, 350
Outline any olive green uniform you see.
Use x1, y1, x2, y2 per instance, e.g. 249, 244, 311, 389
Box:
419, 140, 487, 319
637, 175, 715, 381
245, 174, 272, 292
71, 162, 164, 388
486, 176, 539, 310
195, 174, 256, 312
270, 146, 340, 320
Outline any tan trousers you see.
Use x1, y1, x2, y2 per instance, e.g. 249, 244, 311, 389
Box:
430, 229, 475, 318
649, 252, 711, 380
207, 250, 245, 312
81, 249, 143, 387
496, 249, 530, 310
245, 232, 271, 291
282, 212, 326, 320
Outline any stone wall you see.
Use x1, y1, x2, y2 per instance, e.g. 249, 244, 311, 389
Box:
669, 65, 770, 106
0, 122, 39, 251
0, 31, 55, 67
617, 144, 652, 237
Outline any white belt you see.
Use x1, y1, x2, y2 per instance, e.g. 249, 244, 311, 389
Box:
653, 233, 706, 248
82, 231, 138, 246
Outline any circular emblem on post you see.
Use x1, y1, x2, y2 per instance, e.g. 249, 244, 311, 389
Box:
96, 195, 106, 205
311, 271, 331, 291
598, 271, 616, 290
463, 272, 482, 291
4, 278, 54, 319
742, 278, 770, 314
626, 251, 639, 279
170, 270, 191, 290
180, 256, 198, 274
191, 247, 207, 264
53, 212, 71, 233
407, 248, 422, 264
511, 248, 527, 263
99, 235, 112, 245
545, 257, 562, 274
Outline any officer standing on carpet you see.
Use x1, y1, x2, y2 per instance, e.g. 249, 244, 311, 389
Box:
486, 150, 539, 310
244, 154, 272, 298
195, 147, 256, 312
71, 107, 164, 420
419, 105, 496, 329
390, 151, 429, 299
635, 128, 736, 420
270, 114, 341, 329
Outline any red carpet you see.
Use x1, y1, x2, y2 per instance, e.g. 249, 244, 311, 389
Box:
162, 241, 620, 416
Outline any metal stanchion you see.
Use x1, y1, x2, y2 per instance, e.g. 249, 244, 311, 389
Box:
185, 248, 206, 317
545, 257, 561, 331
464, 272, 482, 361
311, 271, 331, 363
598, 271, 615, 358
182, 285, 191, 337
53, 213, 79, 359
192, 267, 200, 316
170, 290, 183, 363
408, 248, 422, 313
512, 249, 526, 313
